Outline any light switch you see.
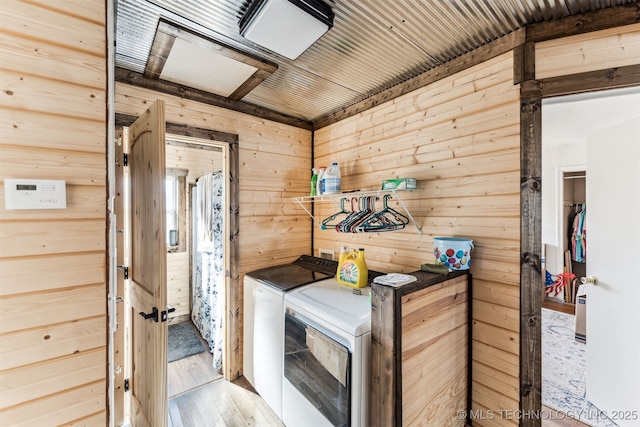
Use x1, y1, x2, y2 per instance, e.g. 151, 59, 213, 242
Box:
4, 179, 67, 210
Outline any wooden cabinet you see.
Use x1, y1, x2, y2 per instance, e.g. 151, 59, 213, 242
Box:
370, 271, 470, 427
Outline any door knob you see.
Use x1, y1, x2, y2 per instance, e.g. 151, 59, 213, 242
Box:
580, 276, 598, 285
139, 307, 159, 322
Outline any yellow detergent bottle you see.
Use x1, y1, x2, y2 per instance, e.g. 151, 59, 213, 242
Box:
337, 247, 368, 288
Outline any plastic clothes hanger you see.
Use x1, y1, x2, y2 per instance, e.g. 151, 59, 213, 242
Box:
359, 194, 409, 232
337, 196, 375, 232
320, 198, 350, 229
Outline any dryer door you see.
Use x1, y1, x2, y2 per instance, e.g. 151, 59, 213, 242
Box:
283, 308, 351, 426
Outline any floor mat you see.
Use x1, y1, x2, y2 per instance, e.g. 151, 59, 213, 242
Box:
168, 321, 206, 363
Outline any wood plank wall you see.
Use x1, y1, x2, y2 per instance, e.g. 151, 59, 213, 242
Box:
0, 0, 108, 425
535, 23, 640, 80
165, 143, 223, 321
115, 82, 312, 376
0, 1, 634, 423
314, 52, 523, 426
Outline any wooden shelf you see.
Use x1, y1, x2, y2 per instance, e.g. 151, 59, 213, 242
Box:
293, 189, 422, 235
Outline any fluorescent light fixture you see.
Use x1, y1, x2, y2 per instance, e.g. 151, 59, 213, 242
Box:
239, 0, 334, 60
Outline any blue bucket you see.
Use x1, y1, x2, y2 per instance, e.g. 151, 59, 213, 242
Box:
434, 237, 474, 270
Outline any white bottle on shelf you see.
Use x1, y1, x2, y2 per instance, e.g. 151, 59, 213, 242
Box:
322, 162, 341, 194
316, 166, 326, 196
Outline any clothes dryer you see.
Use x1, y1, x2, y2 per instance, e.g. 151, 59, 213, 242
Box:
243, 255, 336, 419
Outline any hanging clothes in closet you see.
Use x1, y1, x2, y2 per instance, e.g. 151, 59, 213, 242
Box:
192, 171, 225, 372
570, 204, 586, 263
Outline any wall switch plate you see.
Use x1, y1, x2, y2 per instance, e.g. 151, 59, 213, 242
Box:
4, 179, 67, 210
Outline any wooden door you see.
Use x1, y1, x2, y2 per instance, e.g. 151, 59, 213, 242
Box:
127, 100, 168, 427
584, 117, 640, 426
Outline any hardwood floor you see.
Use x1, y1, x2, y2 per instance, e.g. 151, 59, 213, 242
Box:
168, 375, 283, 426
168, 351, 222, 398
166, 338, 588, 427
168, 352, 282, 426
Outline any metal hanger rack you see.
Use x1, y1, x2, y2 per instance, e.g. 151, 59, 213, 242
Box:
293, 189, 422, 235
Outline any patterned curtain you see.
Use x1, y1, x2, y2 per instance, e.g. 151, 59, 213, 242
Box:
192, 171, 224, 372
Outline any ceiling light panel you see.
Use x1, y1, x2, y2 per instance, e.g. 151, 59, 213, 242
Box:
160, 38, 258, 97
240, 0, 333, 60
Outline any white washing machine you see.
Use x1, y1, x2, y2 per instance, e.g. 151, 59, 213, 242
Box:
282, 277, 372, 427
243, 256, 336, 419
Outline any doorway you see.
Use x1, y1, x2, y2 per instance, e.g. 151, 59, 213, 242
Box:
540, 87, 640, 426
111, 112, 241, 425
165, 135, 228, 396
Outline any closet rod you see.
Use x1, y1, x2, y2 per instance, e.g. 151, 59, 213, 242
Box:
564, 175, 586, 179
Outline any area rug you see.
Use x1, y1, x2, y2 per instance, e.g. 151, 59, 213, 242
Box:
168, 321, 206, 363
542, 308, 617, 426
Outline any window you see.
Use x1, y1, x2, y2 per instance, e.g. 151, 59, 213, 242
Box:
166, 176, 179, 246
166, 169, 187, 250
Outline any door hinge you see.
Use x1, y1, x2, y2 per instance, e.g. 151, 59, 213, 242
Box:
124, 378, 130, 392
117, 265, 129, 279
123, 153, 128, 166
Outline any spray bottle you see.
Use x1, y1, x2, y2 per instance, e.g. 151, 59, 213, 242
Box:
310, 168, 319, 196
316, 166, 326, 196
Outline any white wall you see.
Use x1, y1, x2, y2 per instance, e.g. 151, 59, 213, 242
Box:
542, 87, 640, 274
541, 142, 586, 273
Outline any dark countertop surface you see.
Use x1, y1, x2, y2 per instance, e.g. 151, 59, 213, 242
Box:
371, 269, 469, 296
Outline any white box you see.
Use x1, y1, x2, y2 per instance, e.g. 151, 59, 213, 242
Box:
4, 179, 67, 210
575, 284, 587, 343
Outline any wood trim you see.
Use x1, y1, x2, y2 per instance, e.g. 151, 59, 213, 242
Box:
115, 67, 313, 130
519, 79, 543, 427
115, 113, 239, 144
519, 65, 640, 426
540, 64, 640, 98
176, 175, 187, 253
145, 19, 278, 102
144, 28, 176, 80
370, 283, 396, 427
542, 299, 575, 315
166, 140, 223, 152
525, 3, 640, 43
513, 42, 536, 85
226, 137, 240, 380
117, 113, 241, 381
313, 28, 526, 129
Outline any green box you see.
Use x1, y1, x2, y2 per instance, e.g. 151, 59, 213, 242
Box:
381, 178, 417, 190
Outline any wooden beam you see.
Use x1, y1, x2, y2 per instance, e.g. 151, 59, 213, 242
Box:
526, 3, 640, 43
144, 28, 176, 80
115, 67, 313, 131
313, 29, 526, 129
146, 19, 278, 102
520, 79, 543, 427
514, 41, 536, 85
226, 136, 241, 380
115, 112, 239, 144
166, 141, 222, 152
540, 64, 640, 98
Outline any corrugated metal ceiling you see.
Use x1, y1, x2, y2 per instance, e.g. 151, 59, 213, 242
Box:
115, 0, 638, 122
